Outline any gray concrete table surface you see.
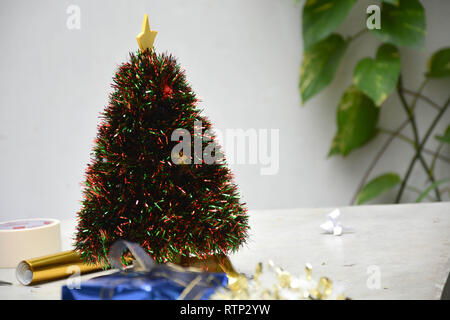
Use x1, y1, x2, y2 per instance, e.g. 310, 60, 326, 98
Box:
0, 202, 449, 299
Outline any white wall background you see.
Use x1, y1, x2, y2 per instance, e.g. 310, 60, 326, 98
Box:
0, 0, 449, 221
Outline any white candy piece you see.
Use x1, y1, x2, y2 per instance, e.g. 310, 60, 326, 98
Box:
320, 209, 353, 236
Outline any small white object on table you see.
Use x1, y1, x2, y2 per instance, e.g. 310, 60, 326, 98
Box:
0, 202, 449, 300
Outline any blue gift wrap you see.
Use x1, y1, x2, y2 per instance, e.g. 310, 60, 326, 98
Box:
62, 269, 227, 300
61, 241, 228, 300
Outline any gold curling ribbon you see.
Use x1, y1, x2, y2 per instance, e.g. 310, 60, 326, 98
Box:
178, 254, 237, 274
16, 250, 103, 286
178, 254, 242, 287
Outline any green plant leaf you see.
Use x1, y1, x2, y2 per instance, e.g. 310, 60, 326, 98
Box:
329, 86, 379, 156
302, 0, 356, 49
357, 173, 401, 204
328, 136, 340, 157
435, 125, 450, 143
415, 178, 450, 203
353, 44, 401, 106
382, 0, 399, 5
426, 48, 450, 78
371, 0, 425, 49
300, 34, 347, 103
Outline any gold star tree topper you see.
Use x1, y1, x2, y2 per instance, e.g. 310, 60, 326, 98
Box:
136, 14, 158, 51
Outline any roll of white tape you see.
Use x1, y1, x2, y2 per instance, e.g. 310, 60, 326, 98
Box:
0, 219, 61, 268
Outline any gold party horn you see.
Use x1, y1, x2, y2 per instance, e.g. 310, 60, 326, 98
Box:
16, 250, 103, 286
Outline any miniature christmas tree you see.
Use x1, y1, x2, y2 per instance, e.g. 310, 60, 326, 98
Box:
75, 15, 249, 267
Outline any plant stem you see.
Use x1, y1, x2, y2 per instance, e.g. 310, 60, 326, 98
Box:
415, 178, 450, 203
410, 78, 429, 113
379, 129, 450, 163
350, 87, 450, 205
423, 148, 449, 163
395, 154, 418, 203
396, 77, 441, 201
395, 94, 450, 203
379, 128, 415, 145
349, 119, 410, 205
405, 185, 436, 202
348, 28, 368, 42
430, 143, 444, 173
402, 88, 442, 111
